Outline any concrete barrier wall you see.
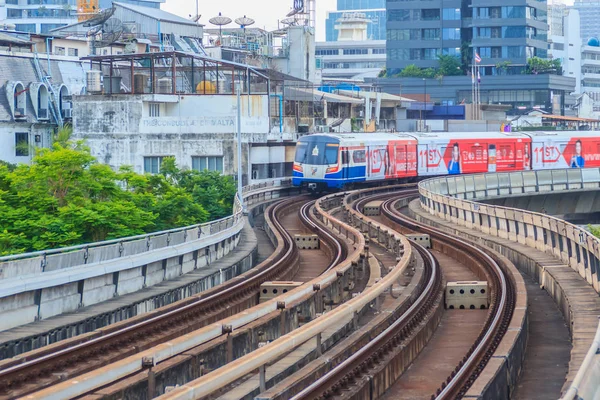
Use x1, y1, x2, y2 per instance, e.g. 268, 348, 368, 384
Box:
0, 179, 292, 332
418, 169, 600, 400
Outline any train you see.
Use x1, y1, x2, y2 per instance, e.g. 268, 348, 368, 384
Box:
292, 131, 600, 191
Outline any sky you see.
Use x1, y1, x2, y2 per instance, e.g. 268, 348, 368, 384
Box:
162, 0, 337, 41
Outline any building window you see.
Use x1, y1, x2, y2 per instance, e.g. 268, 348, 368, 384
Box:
423, 48, 440, 60
478, 27, 491, 38
315, 49, 338, 56
15, 132, 29, 157
388, 9, 411, 21
422, 28, 440, 40
442, 8, 461, 20
478, 47, 492, 58
442, 28, 460, 40
387, 29, 410, 41
443, 47, 460, 56
67, 48, 78, 57
343, 48, 369, 55
15, 24, 36, 32
144, 156, 168, 174
55, 47, 65, 56
7, 9, 23, 18
149, 103, 160, 117
422, 9, 440, 21
192, 156, 224, 173
372, 48, 386, 54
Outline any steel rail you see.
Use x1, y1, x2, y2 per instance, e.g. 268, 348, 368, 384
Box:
0, 197, 304, 398
153, 192, 410, 400
291, 235, 439, 399
299, 200, 344, 270
290, 189, 439, 399
383, 196, 513, 399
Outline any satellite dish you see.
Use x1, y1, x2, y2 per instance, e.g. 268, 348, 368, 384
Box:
209, 12, 232, 45
82, 6, 115, 27
235, 15, 255, 28
209, 12, 232, 26
93, 17, 123, 48
281, 17, 298, 26
272, 29, 288, 36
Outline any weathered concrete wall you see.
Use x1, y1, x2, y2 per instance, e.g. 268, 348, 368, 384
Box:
0, 222, 243, 333
72, 94, 298, 184
0, 122, 54, 165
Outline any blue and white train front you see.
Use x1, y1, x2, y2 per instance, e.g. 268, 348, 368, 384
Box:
292, 135, 344, 191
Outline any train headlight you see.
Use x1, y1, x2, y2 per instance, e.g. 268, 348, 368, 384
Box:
293, 163, 303, 172
326, 165, 339, 174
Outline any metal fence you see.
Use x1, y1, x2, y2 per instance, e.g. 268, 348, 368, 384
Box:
418, 169, 600, 400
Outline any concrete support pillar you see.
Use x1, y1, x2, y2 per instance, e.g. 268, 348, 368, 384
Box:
316, 332, 322, 357
259, 364, 267, 392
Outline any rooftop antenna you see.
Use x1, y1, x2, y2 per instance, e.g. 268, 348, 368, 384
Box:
235, 15, 255, 42
209, 12, 232, 46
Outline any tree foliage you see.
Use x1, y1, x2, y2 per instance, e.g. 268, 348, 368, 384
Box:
0, 128, 236, 255
525, 57, 562, 75
395, 55, 463, 78
437, 55, 463, 77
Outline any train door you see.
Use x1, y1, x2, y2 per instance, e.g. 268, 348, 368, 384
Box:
341, 148, 349, 180
418, 143, 440, 175
496, 142, 516, 171
488, 144, 496, 172
397, 144, 407, 177
531, 142, 545, 169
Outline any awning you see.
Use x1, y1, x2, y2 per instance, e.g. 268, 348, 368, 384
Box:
284, 87, 363, 104
337, 89, 415, 103
541, 114, 600, 122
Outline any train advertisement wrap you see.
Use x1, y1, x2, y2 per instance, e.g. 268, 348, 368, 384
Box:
418, 138, 531, 176
366, 140, 418, 180
531, 137, 600, 169
292, 132, 600, 191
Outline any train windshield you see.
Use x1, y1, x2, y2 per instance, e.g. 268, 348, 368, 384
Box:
295, 137, 339, 165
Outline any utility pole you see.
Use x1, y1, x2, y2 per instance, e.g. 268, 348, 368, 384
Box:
236, 83, 244, 212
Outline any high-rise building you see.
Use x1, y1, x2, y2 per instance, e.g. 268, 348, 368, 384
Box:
573, 0, 600, 40
386, 0, 549, 75
325, 0, 385, 41
549, 8, 581, 93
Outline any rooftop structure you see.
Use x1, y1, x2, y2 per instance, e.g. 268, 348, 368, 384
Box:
0, 0, 163, 34
325, 0, 385, 41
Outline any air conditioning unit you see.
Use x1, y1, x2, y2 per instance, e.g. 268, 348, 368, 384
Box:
62, 109, 73, 118
62, 101, 72, 110
315, 125, 329, 133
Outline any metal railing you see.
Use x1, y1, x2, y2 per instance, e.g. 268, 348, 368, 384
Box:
0, 179, 291, 279
418, 168, 600, 399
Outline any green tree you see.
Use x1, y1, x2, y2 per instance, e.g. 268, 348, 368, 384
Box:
0, 128, 236, 255
437, 55, 463, 76
398, 64, 424, 77
525, 57, 562, 75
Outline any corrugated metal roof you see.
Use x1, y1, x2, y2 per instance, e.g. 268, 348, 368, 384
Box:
0, 32, 32, 46
113, 2, 201, 26
285, 87, 363, 104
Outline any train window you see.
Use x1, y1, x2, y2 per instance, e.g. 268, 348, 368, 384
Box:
353, 150, 366, 163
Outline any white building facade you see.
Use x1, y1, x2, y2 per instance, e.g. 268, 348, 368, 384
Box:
316, 12, 385, 81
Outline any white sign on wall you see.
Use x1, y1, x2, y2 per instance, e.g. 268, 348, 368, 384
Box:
139, 116, 269, 134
